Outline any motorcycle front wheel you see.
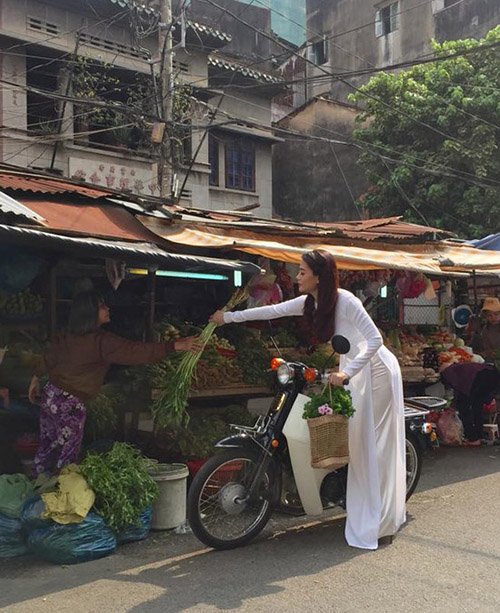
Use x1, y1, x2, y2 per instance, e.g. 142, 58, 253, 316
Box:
405, 432, 423, 500
187, 449, 275, 550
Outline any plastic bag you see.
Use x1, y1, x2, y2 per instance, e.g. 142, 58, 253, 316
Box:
0, 513, 27, 558
0, 474, 34, 518
27, 512, 117, 564
436, 409, 464, 446
20, 496, 52, 532
117, 507, 152, 544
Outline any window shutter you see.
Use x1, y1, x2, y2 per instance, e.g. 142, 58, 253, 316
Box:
390, 2, 399, 31
375, 10, 383, 37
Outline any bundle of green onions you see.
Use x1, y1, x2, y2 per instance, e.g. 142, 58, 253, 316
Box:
151, 287, 249, 429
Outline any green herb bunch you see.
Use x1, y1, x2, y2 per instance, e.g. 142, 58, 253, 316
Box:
79, 443, 158, 533
151, 288, 248, 429
302, 386, 355, 420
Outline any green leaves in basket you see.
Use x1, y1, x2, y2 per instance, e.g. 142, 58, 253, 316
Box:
303, 386, 355, 420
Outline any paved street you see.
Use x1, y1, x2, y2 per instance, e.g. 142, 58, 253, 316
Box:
1, 445, 499, 613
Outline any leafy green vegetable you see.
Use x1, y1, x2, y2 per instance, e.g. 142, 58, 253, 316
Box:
84, 391, 121, 442
303, 386, 355, 419
79, 443, 158, 533
151, 288, 248, 429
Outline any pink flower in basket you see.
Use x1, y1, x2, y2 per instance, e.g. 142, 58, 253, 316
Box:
318, 404, 333, 416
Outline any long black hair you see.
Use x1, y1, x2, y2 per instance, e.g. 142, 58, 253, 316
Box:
302, 250, 339, 343
68, 290, 102, 335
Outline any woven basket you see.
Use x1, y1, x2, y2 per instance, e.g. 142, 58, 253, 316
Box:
307, 414, 349, 469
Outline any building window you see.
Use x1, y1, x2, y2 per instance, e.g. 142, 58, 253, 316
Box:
225, 138, 255, 192
208, 135, 219, 186
312, 38, 328, 65
375, 2, 399, 37
26, 58, 59, 134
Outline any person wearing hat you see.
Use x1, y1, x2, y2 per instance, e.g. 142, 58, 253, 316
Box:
472, 297, 500, 362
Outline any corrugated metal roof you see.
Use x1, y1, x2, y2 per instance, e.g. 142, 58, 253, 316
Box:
165, 208, 452, 243
0, 190, 45, 223
0, 171, 110, 199
187, 21, 231, 43
306, 217, 453, 241
18, 199, 163, 243
208, 55, 284, 84
0, 223, 261, 275
108, 0, 156, 16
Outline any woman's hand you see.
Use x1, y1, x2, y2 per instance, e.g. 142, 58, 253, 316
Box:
174, 336, 203, 353
28, 375, 41, 404
209, 310, 225, 326
328, 371, 349, 387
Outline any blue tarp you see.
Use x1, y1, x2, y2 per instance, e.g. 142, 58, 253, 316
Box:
467, 234, 500, 251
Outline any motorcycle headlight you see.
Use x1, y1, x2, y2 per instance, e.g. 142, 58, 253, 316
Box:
277, 363, 294, 385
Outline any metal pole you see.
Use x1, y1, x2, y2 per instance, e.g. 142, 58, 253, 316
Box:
159, 0, 173, 200
472, 270, 478, 313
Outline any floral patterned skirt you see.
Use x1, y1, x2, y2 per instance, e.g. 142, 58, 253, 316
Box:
33, 382, 87, 476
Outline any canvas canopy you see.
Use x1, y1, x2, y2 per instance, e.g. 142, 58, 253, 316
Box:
140, 219, 500, 276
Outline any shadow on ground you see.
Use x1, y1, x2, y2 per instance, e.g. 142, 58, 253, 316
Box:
0, 445, 498, 610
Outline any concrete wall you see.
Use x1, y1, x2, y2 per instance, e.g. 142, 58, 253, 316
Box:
189, 0, 277, 67
273, 99, 368, 222
434, 0, 500, 42
304, 0, 498, 102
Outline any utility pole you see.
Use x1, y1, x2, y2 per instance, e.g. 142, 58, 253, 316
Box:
159, 0, 173, 201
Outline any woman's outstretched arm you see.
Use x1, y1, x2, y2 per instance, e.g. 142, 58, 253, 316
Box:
211, 295, 307, 325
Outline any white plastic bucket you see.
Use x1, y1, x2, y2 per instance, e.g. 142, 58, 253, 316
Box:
149, 463, 189, 530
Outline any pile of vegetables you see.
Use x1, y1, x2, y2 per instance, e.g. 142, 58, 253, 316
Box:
161, 405, 256, 459
0, 289, 43, 318
84, 389, 122, 442
151, 288, 248, 428
79, 443, 158, 533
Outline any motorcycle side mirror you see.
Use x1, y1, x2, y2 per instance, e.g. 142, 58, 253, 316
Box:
331, 335, 350, 355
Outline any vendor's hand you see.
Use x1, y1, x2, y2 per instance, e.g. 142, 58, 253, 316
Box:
174, 336, 203, 353
328, 371, 349, 387
28, 375, 41, 404
209, 310, 225, 326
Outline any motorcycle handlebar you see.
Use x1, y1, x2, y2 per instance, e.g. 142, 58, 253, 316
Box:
319, 373, 350, 386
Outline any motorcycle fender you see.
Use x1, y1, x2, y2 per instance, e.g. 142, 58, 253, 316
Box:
282, 393, 330, 516
215, 434, 261, 451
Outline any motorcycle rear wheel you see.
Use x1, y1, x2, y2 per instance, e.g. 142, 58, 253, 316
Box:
187, 449, 275, 550
405, 432, 423, 500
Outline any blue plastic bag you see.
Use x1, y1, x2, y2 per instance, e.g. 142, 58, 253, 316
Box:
117, 507, 153, 544
20, 496, 52, 532
27, 513, 117, 564
0, 513, 27, 558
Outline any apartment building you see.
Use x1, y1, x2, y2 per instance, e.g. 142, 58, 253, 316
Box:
0, 0, 284, 217
305, 0, 500, 102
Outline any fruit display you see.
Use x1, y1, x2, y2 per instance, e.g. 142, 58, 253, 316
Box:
384, 326, 483, 382
386, 327, 441, 382
0, 289, 43, 318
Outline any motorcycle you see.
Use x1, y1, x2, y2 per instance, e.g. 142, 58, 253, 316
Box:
187, 335, 444, 550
